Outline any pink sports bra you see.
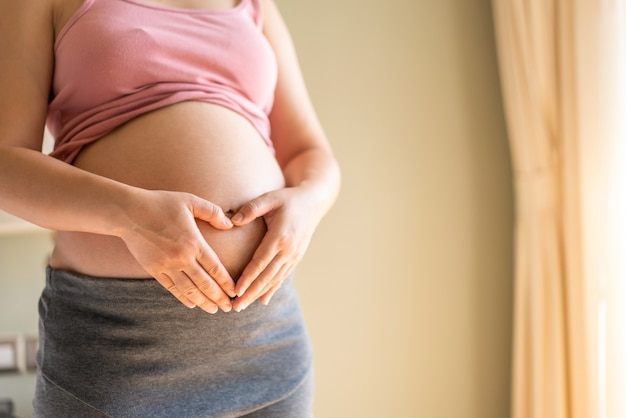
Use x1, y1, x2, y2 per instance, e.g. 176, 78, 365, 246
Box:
47, 0, 277, 164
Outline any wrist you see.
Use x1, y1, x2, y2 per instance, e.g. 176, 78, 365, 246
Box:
106, 184, 148, 239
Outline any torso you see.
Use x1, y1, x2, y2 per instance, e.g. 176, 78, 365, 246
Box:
48, 0, 283, 279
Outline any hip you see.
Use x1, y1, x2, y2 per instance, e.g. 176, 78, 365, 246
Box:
34, 267, 313, 417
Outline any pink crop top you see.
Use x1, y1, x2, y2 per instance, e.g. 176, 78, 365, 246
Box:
47, 0, 277, 164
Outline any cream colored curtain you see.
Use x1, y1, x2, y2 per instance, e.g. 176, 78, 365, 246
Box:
492, 1, 626, 418
575, 3, 626, 418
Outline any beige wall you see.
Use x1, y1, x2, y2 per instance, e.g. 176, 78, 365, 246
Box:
0, 232, 53, 417
277, 0, 514, 417
0, 0, 513, 417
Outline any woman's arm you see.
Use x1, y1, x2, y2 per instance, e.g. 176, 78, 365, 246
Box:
231, 0, 341, 311
0, 0, 236, 314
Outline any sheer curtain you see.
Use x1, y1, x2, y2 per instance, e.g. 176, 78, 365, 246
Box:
491, 1, 626, 418
589, 3, 626, 417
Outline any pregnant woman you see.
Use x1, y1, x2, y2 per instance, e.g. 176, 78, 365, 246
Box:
0, 0, 340, 416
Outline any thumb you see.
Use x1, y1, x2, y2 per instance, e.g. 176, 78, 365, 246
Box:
189, 196, 233, 230
231, 194, 276, 226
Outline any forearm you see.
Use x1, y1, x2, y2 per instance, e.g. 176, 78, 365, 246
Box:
281, 146, 341, 220
0, 145, 136, 236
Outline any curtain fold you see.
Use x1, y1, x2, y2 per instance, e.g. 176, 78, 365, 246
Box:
494, 0, 626, 417
491, 1, 597, 417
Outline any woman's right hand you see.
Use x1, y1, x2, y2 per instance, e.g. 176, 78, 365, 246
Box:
118, 189, 236, 314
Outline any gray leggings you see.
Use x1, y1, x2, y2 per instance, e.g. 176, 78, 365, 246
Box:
35, 367, 313, 417
242, 372, 313, 418
33, 268, 314, 418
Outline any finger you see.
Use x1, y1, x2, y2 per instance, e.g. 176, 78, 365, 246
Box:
234, 225, 286, 297
231, 194, 276, 226
170, 270, 221, 314
234, 241, 279, 298
196, 245, 237, 298
260, 282, 283, 306
189, 195, 233, 230
185, 262, 233, 312
157, 272, 219, 314
258, 263, 291, 305
233, 257, 283, 312
157, 273, 197, 309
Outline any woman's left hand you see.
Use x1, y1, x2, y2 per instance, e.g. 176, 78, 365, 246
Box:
230, 186, 321, 311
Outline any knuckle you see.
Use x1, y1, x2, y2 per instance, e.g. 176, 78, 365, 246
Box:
249, 257, 267, 274
206, 263, 222, 278
205, 203, 220, 217
243, 199, 260, 215
196, 279, 217, 295
158, 274, 179, 292
260, 275, 274, 289
182, 286, 200, 299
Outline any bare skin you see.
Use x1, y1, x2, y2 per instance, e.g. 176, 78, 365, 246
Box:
0, 0, 340, 314
51, 102, 284, 281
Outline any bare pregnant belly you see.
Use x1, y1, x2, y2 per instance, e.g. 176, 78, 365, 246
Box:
49, 102, 285, 279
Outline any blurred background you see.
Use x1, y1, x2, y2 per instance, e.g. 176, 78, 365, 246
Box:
0, 0, 514, 416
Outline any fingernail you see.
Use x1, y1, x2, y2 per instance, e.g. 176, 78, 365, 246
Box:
222, 305, 232, 313
231, 213, 244, 223
238, 303, 248, 312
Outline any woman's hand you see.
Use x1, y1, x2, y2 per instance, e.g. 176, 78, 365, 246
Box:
119, 189, 236, 314
230, 186, 322, 311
